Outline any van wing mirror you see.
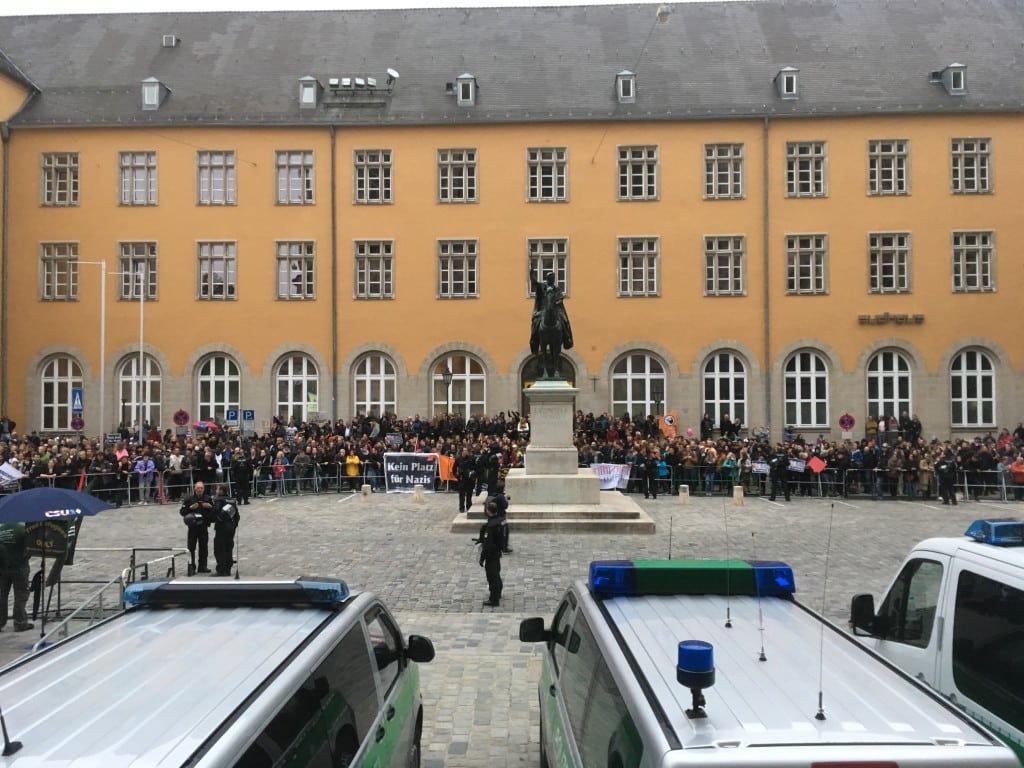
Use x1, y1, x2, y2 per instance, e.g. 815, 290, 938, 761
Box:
405, 634, 435, 663
850, 593, 877, 635
519, 617, 550, 643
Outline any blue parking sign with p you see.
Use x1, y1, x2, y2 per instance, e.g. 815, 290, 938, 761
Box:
242, 410, 255, 421
226, 409, 239, 422
71, 388, 84, 414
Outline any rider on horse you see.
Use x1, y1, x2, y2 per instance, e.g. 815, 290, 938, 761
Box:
530, 271, 574, 378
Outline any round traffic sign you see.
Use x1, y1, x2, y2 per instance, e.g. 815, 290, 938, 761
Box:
173, 409, 190, 427
838, 413, 856, 431
70, 416, 85, 431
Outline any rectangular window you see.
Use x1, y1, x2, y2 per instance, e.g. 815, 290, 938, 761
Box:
276, 241, 316, 300
704, 143, 744, 199
868, 232, 911, 293
118, 242, 157, 299
438, 149, 477, 203
617, 237, 659, 297
354, 149, 393, 204
119, 151, 157, 206
527, 147, 567, 201
197, 242, 237, 299
528, 239, 569, 293
354, 240, 393, 299
41, 242, 79, 300
785, 142, 827, 198
704, 235, 745, 296
952, 231, 995, 292
41, 153, 80, 206
617, 145, 658, 201
438, 240, 478, 298
197, 151, 236, 205
868, 139, 909, 196
951, 138, 991, 194
785, 234, 828, 294
276, 150, 315, 205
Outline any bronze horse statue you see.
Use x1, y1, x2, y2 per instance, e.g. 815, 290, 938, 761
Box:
530, 272, 573, 380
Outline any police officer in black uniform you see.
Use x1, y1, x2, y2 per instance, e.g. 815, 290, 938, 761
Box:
454, 446, 477, 513
936, 450, 959, 505
641, 448, 659, 499
211, 485, 240, 576
230, 448, 252, 505
478, 500, 504, 607
769, 447, 791, 502
180, 480, 214, 574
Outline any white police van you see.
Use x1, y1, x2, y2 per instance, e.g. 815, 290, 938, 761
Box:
0, 577, 434, 767
852, 517, 1024, 764
521, 558, 1018, 767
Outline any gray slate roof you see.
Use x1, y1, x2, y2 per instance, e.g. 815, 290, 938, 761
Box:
1, 0, 1022, 127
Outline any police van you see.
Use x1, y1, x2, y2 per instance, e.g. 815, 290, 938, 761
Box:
0, 577, 434, 767
520, 558, 1018, 767
852, 518, 1024, 763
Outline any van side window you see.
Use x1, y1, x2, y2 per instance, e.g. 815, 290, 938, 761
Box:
952, 569, 1024, 732
559, 614, 644, 768
877, 558, 943, 647
235, 624, 378, 767
550, 592, 578, 674
365, 605, 403, 696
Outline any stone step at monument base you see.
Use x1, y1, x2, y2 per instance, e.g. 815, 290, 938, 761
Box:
450, 492, 655, 534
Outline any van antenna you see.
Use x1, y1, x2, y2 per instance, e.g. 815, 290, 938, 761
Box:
0, 706, 22, 756
752, 532, 767, 661
723, 500, 732, 628
815, 502, 836, 721
667, 514, 673, 559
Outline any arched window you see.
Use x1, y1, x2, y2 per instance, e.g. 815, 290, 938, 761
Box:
117, 354, 162, 431
784, 351, 828, 428
611, 352, 666, 419
703, 351, 746, 426
197, 355, 240, 422
276, 354, 319, 423
432, 354, 485, 417
866, 350, 911, 422
41, 355, 82, 431
950, 349, 995, 427
353, 353, 396, 418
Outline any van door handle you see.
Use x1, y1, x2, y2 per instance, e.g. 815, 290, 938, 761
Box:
549, 685, 557, 697
375, 726, 386, 743
386, 706, 396, 720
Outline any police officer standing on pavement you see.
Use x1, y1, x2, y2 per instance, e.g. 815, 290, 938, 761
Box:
211, 485, 240, 576
454, 446, 477, 513
488, 478, 513, 554
478, 500, 503, 607
769, 446, 791, 502
180, 480, 214, 574
642, 448, 659, 499
230, 447, 252, 505
0, 522, 34, 632
936, 450, 959, 505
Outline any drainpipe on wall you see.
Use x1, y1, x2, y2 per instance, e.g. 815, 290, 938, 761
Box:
330, 124, 338, 423
1, 121, 10, 419
762, 115, 772, 441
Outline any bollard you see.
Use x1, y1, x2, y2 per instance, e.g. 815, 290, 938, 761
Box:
678, 485, 690, 505
732, 485, 744, 506
413, 484, 426, 503
361, 484, 371, 500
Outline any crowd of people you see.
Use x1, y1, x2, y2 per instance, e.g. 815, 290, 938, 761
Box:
1, 410, 1023, 505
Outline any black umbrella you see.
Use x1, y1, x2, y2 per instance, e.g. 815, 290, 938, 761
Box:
0, 487, 114, 524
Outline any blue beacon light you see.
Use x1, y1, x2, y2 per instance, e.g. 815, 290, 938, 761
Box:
677, 640, 715, 719
964, 518, 1024, 547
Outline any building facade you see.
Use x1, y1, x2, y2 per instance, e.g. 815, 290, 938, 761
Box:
0, 1, 1022, 440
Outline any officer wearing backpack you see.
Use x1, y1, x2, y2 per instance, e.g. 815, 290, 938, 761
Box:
211, 485, 240, 577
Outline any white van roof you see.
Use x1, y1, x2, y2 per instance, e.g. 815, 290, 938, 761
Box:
0, 579, 364, 767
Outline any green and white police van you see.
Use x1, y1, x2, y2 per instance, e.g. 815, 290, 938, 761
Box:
521, 558, 1019, 768
852, 517, 1024, 764
0, 577, 434, 767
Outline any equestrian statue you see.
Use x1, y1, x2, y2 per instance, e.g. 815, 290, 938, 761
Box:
529, 271, 574, 379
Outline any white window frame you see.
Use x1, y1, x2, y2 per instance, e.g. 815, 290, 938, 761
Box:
118, 354, 162, 432
354, 149, 393, 204
617, 237, 659, 297
951, 138, 991, 194
868, 232, 911, 294
704, 143, 744, 199
784, 351, 829, 428
354, 240, 394, 299
952, 231, 995, 293
119, 151, 157, 206
197, 241, 237, 300
704, 235, 745, 296
527, 147, 567, 202
276, 354, 319, 423
41, 152, 79, 207
867, 139, 909, 196
438, 148, 477, 203
617, 145, 658, 201
41, 355, 83, 431
197, 355, 240, 423
866, 350, 912, 424
432, 354, 485, 417
41, 242, 79, 301
276, 241, 316, 300
197, 150, 236, 205
276, 150, 315, 205
785, 142, 827, 198
950, 349, 995, 428
611, 352, 666, 419
438, 240, 478, 299
785, 234, 827, 295
354, 353, 397, 418
702, 351, 747, 426
118, 242, 157, 300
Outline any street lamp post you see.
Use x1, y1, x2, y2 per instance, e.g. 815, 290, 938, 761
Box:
79, 260, 107, 436
442, 367, 454, 412
652, 383, 664, 417
136, 264, 145, 439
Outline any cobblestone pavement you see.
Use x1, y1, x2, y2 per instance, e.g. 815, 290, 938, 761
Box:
1, 488, 1014, 767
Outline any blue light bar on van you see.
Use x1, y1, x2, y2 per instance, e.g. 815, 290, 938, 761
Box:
588, 559, 796, 598
124, 577, 350, 607
964, 518, 1024, 547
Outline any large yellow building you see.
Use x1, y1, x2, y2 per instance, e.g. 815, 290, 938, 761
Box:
1, 1, 1022, 440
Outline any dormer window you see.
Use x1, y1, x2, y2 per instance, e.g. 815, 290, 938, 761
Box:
616, 71, 636, 104
942, 63, 967, 96
141, 77, 169, 111
774, 66, 799, 100
456, 73, 477, 106
298, 76, 319, 110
